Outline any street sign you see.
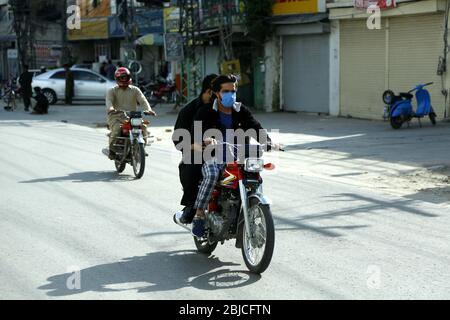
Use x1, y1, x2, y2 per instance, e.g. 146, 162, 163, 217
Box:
354, 0, 396, 9
7, 49, 17, 59
164, 33, 184, 61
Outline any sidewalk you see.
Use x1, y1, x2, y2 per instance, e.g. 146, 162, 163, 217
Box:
2, 103, 450, 203
257, 112, 450, 204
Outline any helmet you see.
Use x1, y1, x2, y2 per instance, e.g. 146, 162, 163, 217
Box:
115, 67, 132, 87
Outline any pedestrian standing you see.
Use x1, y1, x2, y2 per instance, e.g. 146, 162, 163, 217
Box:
100, 61, 107, 77
64, 64, 74, 105
106, 59, 117, 80
19, 64, 33, 112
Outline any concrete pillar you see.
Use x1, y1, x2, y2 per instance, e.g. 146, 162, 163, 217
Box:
263, 35, 281, 112
329, 19, 340, 116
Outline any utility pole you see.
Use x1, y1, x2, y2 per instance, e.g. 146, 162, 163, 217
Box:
9, 0, 32, 72
60, 0, 71, 66
179, 0, 202, 102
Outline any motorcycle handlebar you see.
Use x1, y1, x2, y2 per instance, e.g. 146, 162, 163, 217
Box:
208, 141, 284, 152
408, 82, 434, 93
108, 110, 153, 117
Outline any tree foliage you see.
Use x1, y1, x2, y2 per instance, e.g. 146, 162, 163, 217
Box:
242, 0, 274, 45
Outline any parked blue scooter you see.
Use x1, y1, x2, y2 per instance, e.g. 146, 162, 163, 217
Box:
382, 82, 437, 129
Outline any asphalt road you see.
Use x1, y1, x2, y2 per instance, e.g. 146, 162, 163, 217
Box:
1, 111, 449, 299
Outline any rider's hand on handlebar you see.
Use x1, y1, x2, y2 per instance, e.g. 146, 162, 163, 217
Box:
204, 138, 217, 146
270, 143, 285, 152
144, 109, 157, 117
107, 106, 116, 114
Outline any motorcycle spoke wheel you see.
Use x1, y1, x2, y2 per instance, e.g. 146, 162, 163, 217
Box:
241, 203, 275, 274
131, 142, 146, 179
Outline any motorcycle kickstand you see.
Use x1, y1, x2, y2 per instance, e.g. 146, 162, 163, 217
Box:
418, 118, 422, 128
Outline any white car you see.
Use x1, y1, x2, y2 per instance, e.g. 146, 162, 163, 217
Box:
32, 68, 116, 105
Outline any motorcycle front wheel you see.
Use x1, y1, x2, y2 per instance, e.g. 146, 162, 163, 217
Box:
131, 141, 146, 179
241, 202, 275, 274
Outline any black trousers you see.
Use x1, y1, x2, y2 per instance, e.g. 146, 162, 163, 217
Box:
179, 162, 203, 208
23, 94, 31, 109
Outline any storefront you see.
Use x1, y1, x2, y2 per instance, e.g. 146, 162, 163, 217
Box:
273, 0, 330, 113
329, 0, 449, 119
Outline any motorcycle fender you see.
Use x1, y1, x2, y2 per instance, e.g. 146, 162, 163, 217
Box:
129, 131, 145, 144
137, 132, 145, 144
248, 193, 272, 205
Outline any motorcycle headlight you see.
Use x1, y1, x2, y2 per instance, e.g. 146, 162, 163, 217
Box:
130, 118, 142, 126
245, 158, 264, 172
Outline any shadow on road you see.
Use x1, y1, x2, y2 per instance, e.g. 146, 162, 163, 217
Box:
38, 250, 261, 297
272, 191, 439, 238
19, 171, 135, 183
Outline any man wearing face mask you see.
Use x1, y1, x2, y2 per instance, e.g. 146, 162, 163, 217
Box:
188, 74, 274, 238
173, 74, 218, 225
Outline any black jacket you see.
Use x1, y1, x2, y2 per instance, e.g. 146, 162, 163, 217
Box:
33, 93, 49, 113
173, 96, 209, 146
193, 103, 271, 146
19, 71, 33, 95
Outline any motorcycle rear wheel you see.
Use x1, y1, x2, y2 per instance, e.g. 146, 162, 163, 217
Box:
115, 160, 126, 173
241, 202, 275, 274
131, 142, 146, 179
390, 116, 403, 129
194, 237, 218, 254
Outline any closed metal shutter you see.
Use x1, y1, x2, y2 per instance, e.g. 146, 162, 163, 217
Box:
388, 13, 445, 117
283, 34, 329, 113
340, 13, 445, 119
340, 19, 386, 119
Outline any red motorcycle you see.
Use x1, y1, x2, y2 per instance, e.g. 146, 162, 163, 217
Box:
141, 77, 177, 105
175, 143, 281, 274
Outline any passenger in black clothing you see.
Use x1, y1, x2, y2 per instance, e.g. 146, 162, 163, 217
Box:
19, 64, 33, 112
31, 87, 49, 115
189, 75, 275, 237
172, 73, 218, 224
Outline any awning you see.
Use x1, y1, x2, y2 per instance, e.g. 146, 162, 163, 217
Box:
270, 13, 329, 25
0, 35, 16, 42
134, 33, 164, 46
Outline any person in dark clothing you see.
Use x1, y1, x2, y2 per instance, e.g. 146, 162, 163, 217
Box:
106, 59, 116, 80
64, 64, 74, 105
172, 73, 218, 224
188, 75, 276, 237
100, 62, 107, 77
19, 64, 33, 112
31, 87, 49, 114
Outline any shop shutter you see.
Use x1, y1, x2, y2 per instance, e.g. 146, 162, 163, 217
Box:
388, 13, 446, 117
283, 34, 330, 113
340, 19, 386, 120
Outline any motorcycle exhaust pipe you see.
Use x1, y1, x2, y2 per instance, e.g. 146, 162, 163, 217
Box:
173, 214, 192, 233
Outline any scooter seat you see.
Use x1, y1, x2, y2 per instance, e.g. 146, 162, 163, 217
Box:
399, 92, 413, 100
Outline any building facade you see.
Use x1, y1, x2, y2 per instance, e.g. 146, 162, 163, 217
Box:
328, 0, 450, 119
